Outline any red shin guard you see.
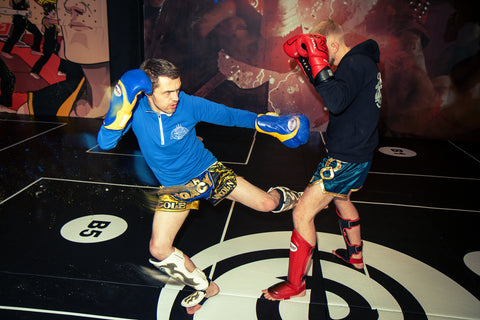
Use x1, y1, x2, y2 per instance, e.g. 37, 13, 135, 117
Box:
267, 229, 314, 300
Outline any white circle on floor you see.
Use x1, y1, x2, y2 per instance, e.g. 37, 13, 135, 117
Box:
60, 214, 128, 243
464, 251, 480, 276
156, 232, 480, 320
379, 146, 417, 157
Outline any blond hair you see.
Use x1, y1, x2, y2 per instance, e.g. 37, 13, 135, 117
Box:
311, 19, 344, 43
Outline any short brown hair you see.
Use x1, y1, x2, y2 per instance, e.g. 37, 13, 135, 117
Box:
140, 59, 180, 89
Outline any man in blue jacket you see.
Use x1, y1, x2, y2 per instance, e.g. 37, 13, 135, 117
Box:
263, 19, 382, 301
97, 58, 309, 314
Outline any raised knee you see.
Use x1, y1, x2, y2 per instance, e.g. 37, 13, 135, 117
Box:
149, 238, 173, 261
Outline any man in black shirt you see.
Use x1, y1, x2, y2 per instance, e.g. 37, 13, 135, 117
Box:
263, 19, 382, 301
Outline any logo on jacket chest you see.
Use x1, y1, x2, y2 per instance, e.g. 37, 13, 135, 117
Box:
171, 124, 189, 140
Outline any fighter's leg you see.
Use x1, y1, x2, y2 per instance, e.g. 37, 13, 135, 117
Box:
149, 208, 190, 260
293, 183, 333, 243
227, 176, 302, 213
333, 196, 364, 269
262, 183, 333, 300
148, 209, 219, 314
227, 176, 278, 211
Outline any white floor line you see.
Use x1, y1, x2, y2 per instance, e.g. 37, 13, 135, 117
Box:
0, 119, 65, 124
369, 171, 480, 181
448, 140, 480, 164
0, 177, 158, 205
208, 200, 236, 279
0, 122, 67, 152
0, 305, 138, 320
0, 178, 42, 205
4, 176, 478, 214
244, 130, 257, 165
353, 200, 480, 214
41, 176, 159, 189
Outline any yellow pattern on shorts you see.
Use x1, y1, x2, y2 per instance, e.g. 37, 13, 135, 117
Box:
154, 162, 237, 212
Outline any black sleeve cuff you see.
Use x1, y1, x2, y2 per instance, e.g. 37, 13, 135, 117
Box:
313, 67, 334, 86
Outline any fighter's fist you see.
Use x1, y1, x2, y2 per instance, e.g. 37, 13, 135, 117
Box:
284, 35, 315, 82
103, 69, 152, 130
255, 112, 309, 148
283, 34, 334, 85
297, 34, 331, 79
283, 34, 303, 59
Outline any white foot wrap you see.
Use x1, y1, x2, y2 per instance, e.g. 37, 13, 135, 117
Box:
149, 248, 209, 292
269, 186, 303, 213
181, 289, 207, 308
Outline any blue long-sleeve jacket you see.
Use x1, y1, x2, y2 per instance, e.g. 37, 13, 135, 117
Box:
315, 39, 382, 163
98, 91, 257, 186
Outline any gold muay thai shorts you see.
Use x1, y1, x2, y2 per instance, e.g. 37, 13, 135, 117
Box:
155, 162, 237, 212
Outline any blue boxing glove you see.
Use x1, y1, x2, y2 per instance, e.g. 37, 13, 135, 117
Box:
255, 112, 310, 148
103, 69, 152, 130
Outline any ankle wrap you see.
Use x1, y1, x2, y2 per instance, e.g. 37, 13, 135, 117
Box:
269, 186, 303, 213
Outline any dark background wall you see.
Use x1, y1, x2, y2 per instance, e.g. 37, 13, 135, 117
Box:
107, 0, 145, 86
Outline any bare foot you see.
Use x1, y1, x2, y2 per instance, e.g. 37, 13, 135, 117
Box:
261, 288, 277, 301
261, 287, 306, 301
261, 282, 306, 301
186, 281, 220, 314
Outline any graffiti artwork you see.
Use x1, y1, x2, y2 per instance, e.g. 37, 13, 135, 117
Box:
144, 0, 480, 140
0, 0, 110, 117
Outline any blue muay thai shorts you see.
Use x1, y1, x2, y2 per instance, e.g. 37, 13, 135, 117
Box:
309, 157, 372, 198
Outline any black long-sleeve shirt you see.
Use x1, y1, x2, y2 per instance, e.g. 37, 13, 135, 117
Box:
315, 39, 382, 163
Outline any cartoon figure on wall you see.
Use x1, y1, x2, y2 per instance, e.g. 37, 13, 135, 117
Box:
1, 0, 42, 58
0, 0, 110, 118
144, 0, 480, 141
29, 2, 62, 80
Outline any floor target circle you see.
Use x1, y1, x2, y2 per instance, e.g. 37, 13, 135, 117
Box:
156, 232, 480, 319
378, 146, 417, 157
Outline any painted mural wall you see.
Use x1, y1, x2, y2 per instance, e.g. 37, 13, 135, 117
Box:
144, 0, 480, 141
0, 0, 110, 118
0, 0, 478, 141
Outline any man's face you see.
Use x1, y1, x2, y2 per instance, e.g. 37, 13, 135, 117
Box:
58, 0, 109, 64
147, 76, 181, 114
326, 39, 336, 66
